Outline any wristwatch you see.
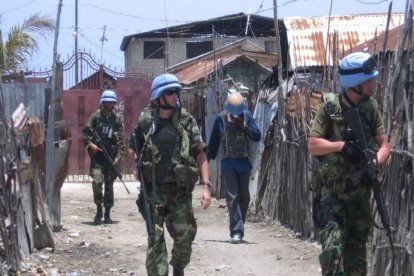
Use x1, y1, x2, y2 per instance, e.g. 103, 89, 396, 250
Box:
200, 180, 212, 187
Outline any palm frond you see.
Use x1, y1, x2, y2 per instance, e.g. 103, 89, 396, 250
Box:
2, 14, 55, 74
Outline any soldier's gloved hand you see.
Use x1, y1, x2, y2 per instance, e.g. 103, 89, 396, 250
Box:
341, 141, 364, 163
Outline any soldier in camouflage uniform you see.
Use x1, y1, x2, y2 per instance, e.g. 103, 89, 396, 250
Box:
207, 91, 261, 244
82, 90, 125, 225
308, 52, 390, 275
130, 73, 211, 276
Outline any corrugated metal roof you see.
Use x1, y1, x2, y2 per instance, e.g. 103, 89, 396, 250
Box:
170, 38, 276, 85
174, 54, 269, 85
169, 37, 266, 72
284, 13, 405, 68
350, 23, 413, 54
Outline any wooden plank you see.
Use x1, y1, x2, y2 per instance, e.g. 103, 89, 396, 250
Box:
32, 170, 55, 250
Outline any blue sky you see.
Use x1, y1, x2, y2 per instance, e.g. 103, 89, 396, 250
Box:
0, 0, 407, 71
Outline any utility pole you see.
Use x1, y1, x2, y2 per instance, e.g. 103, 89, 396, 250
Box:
245, 7, 251, 36
100, 25, 108, 64
75, 0, 79, 84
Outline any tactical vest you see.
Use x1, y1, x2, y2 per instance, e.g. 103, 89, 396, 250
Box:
89, 110, 121, 161
221, 111, 250, 159
139, 106, 199, 191
322, 93, 378, 150
310, 93, 379, 194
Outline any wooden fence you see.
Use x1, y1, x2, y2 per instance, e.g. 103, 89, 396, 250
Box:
253, 10, 414, 275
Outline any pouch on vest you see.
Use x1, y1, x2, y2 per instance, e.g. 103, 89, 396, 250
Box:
174, 164, 199, 193
317, 153, 347, 194
187, 165, 199, 191
312, 196, 331, 229
142, 161, 153, 184
318, 154, 343, 180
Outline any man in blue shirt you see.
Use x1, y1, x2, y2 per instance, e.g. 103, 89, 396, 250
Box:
208, 92, 261, 243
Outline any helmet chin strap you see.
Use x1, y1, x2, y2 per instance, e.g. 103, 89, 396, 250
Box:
159, 104, 174, 110
158, 95, 174, 110
350, 86, 369, 100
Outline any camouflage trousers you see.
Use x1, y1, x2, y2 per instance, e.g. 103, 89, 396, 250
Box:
319, 184, 371, 276
90, 161, 116, 207
146, 189, 197, 276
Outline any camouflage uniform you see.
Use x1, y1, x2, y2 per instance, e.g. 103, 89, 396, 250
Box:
310, 93, 385, 275
82, 109, 125, 208
131, 105, 205, 276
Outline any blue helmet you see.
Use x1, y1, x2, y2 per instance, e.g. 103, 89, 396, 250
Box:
100, 90, 117, 104
150, 73, 182, 101
225, 92, 246, 116
339, 52, 378, 88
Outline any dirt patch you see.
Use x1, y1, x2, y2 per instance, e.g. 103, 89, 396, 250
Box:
24, 182, 321, 275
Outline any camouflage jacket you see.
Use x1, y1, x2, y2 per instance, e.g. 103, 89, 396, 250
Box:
309, 92, 385, 191
82, 109, 125, 161
130, 105, 206, 186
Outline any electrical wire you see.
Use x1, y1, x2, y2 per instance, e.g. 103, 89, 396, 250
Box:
70, 2, 190, 25
0, 0, 36, 12
354, 0, 388, 4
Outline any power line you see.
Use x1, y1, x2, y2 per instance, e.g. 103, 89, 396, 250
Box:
79, 32, 123, 60
256, 0, 265, 13
68, 2, 191, 25
354, 0, 388, 4
0, 0, 36, 13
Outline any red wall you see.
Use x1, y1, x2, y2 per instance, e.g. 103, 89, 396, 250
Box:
62, 77, 151, 175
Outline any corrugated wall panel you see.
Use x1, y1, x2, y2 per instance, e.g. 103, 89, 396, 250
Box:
2, 83, 50, 122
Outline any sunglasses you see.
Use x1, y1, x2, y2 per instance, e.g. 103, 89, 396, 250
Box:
163, 89, 179, 96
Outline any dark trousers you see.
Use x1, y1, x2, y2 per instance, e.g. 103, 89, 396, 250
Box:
222, 170, 250, 237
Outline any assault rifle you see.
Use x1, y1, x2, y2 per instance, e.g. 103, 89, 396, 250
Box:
132, 132, 157, 272
343, 108, 395, 258
88, 130, 130, 194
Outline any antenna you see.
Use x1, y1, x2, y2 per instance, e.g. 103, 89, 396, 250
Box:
100, 25, 108, 64
163, 0, 170, 72
75, 0, 79, 83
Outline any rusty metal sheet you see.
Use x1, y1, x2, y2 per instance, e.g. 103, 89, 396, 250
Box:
284, 13, 405, 68
350, 23, 413, 54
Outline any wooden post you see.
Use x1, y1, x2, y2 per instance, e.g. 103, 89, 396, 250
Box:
45, 0, 63, 223
99, 64, 104, 90
273, 0, 285, 133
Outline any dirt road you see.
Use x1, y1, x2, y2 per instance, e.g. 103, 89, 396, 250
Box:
26, 182, 321, 275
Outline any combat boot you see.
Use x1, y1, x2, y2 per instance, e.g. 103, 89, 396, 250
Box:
94, 205, 103, 225
173, 267, 184, 276
104, 207, 113, 224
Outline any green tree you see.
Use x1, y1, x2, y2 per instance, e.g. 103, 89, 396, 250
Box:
0, 14, 54, 75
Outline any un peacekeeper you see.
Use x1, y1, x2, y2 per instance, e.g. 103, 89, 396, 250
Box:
82, 90, 125, 225
130, 73, 211, 276
307, 52, 390, 275
207, 91, 261, 244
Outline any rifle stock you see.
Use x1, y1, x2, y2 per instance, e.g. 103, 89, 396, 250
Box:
343, 108, 395, 257
89, 130, 130, 194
